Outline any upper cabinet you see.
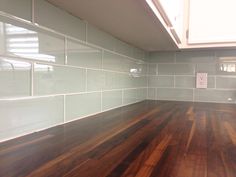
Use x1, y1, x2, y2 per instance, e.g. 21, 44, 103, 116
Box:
147, 0, 236, 49
188, 0, 236, 44
146, 0, 184, 45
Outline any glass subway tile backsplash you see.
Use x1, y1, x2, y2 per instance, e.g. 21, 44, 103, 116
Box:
148, 50, 236, 104
0, 0, 147, 142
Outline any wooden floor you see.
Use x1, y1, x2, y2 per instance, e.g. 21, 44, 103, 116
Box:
0, 100, 236, 177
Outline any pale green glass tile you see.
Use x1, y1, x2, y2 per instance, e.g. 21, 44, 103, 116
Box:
103, 51, 130, 73
148, 63, 157, 75
149, 52, 175, 63
103, 71, 125, 90
67, 39, 102, 69
158, 64, 195, 75
87, 24, 115, 51
196, 63, 217, 75
148, 76, 174, 87
0, 0, 32, 21
0, 96, 64, 141
102, 90, 122, 111
207, 77, 215, 88
132, 76, 147, 88
66, 92, 101, 121
176, 51, 215, 63
113, 38, 133, 57
133, 47, 145, 60
216, 76, 236, 89
34, 0, 86, 41
34, 64, 86, 95
137, 88, 147, 101
194, 89, 236, 103
0, 58, 31, 98
148, 88, 156, 100
123, 89, 138, 105
87, 69, 105, 91
157, 88, 193, 101
175, 76, 195, 88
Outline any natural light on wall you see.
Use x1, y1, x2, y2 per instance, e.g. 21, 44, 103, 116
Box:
188, 0, 236, 44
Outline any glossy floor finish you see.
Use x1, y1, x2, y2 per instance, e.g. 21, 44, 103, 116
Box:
0, 100, 236, 177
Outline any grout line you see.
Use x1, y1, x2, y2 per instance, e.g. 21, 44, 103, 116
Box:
101, 50, 104, 70
0, 88, 148, 101
30, 62, 34, 96
0, 99, 147, 143
214, 76, 217, 89
0, 54, 147, 76
85, 69, 88, 91
100, 91, 103, 112
85, 21, 88, 43
121, 89, 124, 105
192, 88, 195, 102
64, 37, 68, 65
0, 11, 146, 64
174, 75, 176, 88
31, 0, 35, 24
155, 88, 158, 100
156, 63, 158, 75
63, 95, 66, 123
174, 52, 177, 63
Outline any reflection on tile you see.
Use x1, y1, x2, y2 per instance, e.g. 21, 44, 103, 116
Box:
216, 76, 236, 89
0, 58, 31, 98
0, 15, 65, 64
215, 49, 236, 63
158, 64, 195, 75
87, 69, 105, 91
66, 92, 101, 121
0, 0, 32, 21
34, 64, 86, 95
0, 96, 64, 141
194, 89, 236, 103
67, 39, 102, 69
157, 88, 193, 101
149, 52, 175, 63
102, 90, 122, 111
217, 63, 236, 75
176, 51, 215, 63
34, 0, 86, 41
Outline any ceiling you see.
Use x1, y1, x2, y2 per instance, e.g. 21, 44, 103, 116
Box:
47, 0, 178, 51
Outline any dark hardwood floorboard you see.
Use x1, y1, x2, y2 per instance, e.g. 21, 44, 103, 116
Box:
0, 100, 236, 177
